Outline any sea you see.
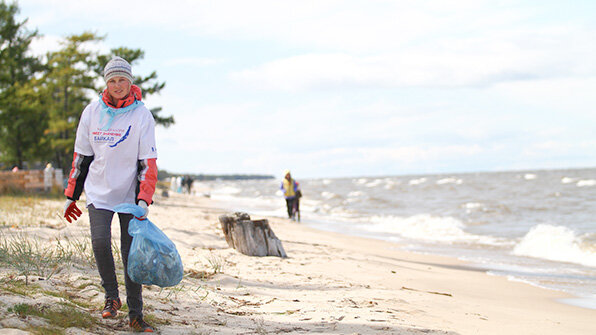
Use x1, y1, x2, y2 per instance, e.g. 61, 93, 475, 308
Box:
190, 168, 596, 310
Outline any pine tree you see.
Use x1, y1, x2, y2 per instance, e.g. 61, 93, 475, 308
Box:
0, 1, 44, 169
39, 32, 102, 173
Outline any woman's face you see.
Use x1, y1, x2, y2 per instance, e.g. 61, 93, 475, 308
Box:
106, 76, 131, 101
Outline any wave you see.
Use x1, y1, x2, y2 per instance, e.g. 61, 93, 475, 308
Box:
409, 178, 427, 185
211, 185, 242, 195
362, 214, 504, 245
354, 178, 368, 185
577, 179, 596, 187
365, 179, 384, 188
463, 202, 483, 209
321, 191, 340, 200
436, 177, 463, 185
384, 179, 400, 189
561, 177, 576, 184
462, 202, 485, 213
512, 224, 596, 268
347, 191, 365, 198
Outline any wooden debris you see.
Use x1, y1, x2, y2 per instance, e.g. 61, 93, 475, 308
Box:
219, 212, 287, 257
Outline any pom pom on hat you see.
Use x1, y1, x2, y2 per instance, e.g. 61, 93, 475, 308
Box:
103, 56, 133, 83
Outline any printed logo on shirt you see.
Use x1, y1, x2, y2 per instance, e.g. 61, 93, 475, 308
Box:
109, 126, 131, 148
91, 126, 131, 147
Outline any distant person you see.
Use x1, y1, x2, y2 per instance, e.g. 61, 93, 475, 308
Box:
176, 176, 182, 193
280, 170, 301, 221
62, 57, 157, 332
43, 163, 54, 191
183, 175, 193, 194
170, 176, 177, 192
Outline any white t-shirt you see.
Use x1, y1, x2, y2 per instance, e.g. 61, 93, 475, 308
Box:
74, 100, 158, 210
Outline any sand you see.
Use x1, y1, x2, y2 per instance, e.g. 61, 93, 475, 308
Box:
1, 191, 595, 334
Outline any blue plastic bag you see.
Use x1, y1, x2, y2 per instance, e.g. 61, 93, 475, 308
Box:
114, 203, 183, 287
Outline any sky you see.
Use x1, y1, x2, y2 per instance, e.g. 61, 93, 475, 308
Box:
16, 0, 596, 179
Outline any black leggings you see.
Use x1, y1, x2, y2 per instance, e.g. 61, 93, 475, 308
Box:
88, 204, 143, 319
285, 198, 299, 218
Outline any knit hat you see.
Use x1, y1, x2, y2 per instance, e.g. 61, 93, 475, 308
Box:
103, 56, 134, 83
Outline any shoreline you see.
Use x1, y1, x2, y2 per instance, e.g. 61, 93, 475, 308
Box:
193, 192, 596, 334
206, 191, 596, 313
1, 192, 595, 334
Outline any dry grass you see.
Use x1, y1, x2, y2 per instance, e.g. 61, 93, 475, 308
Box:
0, 193, 63, 227
0, 232, 73, 284
0, 194, 220, 334
8, 302, 96, 329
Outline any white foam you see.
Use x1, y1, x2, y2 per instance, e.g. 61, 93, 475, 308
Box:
462, 202, 484, 213
347, 191, 365, 197
364, 214, 502, 245
365, 179, 383, 187
383, 179, 400, 190
524, 173, 537, 180
409, 178, 427, 185
211, 185, 242, 195
577, 179, 596, 187
321, 191, 338, 200
561, 177, 576, 184
436, 177, 463, 185
513, 224, 596, 268
463, 202, 483, 209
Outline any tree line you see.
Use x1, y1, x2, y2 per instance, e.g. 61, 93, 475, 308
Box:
0, 1, 174, 174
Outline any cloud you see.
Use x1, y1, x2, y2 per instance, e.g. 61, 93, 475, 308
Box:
163, 57, 223, 68
28, 33, 110, 56
16, 1, 553, 51
17, 0, 596, 177
27, 34, 62, 55
230, 25, 596, 91
22, 1, 596, 93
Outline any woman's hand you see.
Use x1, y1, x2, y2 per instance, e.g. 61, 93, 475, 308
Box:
63, 199, 82, 223
137, 200, 149, 220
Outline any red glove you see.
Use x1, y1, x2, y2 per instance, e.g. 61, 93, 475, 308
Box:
63, 199, 82, 223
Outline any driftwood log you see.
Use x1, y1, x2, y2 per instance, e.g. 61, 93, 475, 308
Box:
219, 212, 287, 258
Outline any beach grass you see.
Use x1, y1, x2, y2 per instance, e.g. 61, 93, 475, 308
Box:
0, 231, 73, 284
0, 277, 38, 296
1, 191, 592, 334
0, 192, 64, 228
205, 251, 226, 274
8, 302, 96, 329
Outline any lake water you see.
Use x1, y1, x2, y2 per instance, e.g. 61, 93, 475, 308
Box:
189, 168, 596, 309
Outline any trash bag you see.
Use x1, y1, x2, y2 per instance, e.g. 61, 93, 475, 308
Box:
114, 203, 183, 287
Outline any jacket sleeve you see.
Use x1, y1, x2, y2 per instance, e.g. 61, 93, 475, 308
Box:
136, 158, 158, 205
64, 152, 94, 200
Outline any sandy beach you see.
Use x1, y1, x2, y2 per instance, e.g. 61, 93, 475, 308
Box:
1, 191, 595, 335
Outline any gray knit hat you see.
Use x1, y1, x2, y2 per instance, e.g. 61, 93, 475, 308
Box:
103, 56, 134, 83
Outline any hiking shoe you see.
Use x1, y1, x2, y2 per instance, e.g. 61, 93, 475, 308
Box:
101, 297, 122, 318
130, 316, 155, 333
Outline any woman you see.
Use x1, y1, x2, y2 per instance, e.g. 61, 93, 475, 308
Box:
280, 170, 301, 221
63, 56, 158, 332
